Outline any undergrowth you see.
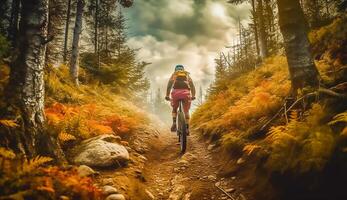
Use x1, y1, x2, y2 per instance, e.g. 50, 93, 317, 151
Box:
44, 64, 149, 146
192, 15, 347, 183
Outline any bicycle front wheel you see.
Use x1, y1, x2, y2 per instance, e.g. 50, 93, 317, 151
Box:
178, 112, 187, 153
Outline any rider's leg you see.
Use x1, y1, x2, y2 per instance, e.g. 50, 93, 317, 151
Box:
170, 90, 179, 132
183, 98, 192, 135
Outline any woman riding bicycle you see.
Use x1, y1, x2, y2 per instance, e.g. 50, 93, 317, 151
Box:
165, 65, 196, 134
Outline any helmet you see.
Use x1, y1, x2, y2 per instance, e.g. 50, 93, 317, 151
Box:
175, 64, 184, 71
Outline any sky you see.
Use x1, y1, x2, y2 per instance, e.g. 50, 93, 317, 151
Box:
125, 0, 251, 95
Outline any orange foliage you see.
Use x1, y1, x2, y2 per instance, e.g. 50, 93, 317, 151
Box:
192, 56, 291, 139
45, 102, 138, 141
42, 167, 101, 199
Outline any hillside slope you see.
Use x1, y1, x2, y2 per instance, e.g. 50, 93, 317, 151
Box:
191, 14, 347, 200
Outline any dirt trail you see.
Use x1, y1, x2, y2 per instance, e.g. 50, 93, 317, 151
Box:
141, 130, 246, 200
96, 127, 249, 200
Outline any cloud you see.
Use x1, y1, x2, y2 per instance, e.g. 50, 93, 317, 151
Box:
125, 0, 251, 92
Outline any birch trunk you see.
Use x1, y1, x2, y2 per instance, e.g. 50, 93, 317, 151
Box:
70, 0, 84, 85
257, 0, 268, 59
63, 0, 72, 63
3, 0, 64, 161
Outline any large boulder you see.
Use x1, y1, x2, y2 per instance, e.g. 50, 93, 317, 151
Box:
71, 135, 129, 167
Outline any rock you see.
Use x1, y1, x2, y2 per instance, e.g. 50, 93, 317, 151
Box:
207, 144, 215, 151
177, 159, 189, 166
168, 185, 185, 200
138, 155, 147, 161
134, 168, 142, 173
77, 165, 97, 177
182, 193, 191, 200
71, 135, 129, 167
102, 186, 118, 196
105, 194, 125, 200
225, 188, 235, 193
102, 178, 114, 185
208, 175, 216, 181
145, 189, 155, 199
120, 141, 129, 146
231, 176, 236, 180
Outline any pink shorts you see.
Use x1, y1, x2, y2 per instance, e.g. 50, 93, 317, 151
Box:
171, 89, 191, 113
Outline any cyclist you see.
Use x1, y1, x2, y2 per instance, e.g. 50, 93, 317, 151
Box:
165, 65, 196, 134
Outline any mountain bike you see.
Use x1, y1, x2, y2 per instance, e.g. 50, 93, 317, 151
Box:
177, 99, 187, 154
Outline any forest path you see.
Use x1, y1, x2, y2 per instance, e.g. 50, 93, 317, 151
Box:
96, 126, 248, 200
141, 130, 242, 200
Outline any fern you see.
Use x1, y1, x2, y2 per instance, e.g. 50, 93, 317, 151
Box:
0, 119, 19, 128
243, 144, 261, 156
58, 131, 76, 142
0, 147, 15, 159
22, 156, 53, 173
329, 111, 347, 125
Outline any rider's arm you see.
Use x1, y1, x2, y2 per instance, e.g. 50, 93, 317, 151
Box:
166, 75, 174, 97
188, 77, 196, 97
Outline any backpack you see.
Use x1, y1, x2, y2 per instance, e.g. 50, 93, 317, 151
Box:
172, 70, 190, 89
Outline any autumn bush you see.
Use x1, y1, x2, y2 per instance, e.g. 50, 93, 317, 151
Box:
192, 56, 291, 145
44, 64, 149, 145
0, 147, 101, 200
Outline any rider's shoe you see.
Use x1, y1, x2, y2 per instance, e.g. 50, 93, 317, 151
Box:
171, 123, 177, 132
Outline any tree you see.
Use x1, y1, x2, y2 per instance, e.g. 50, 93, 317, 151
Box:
7, 0, 20, 45
3, 0, 64, 160
70, 0, 85, 85
63, 0, 72, 63
46, 0, 66, 64
277, 0, 319, 92
257, 0, 268, 59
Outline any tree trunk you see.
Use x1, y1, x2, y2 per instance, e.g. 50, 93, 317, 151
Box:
257, 0, 268, 59
3, 0, 64, 161
8, 0, 20, 45
70, 0, 84, 85
94, 0, 100, 68
277, 0, 319, 92
94, 0, 98, 54
63, 0, 71, 63
251, 0, 260, 59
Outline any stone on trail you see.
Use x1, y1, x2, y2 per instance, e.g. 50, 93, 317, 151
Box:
105, 194, 125, 200
168, 185, 185, 200
145, 189, 155, 199
71, 135, 129, 168
77, 165, 97, 177
207, 144, 215, 151
102, 178, 114, 185
102, 185, 118, 196
225, 188, 235, 193
208, 175, 216, 181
